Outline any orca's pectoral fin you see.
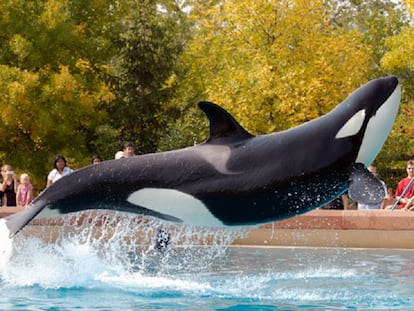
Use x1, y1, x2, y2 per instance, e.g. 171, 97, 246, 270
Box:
348, 163, 385, 204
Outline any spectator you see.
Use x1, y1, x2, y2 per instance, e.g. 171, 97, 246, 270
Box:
16, 173, 33, 207
114, 151, 124, 159
91, 154, 103, 164
0, 164, 18, 206
115, 142, 135, 159
47, 154, 73, 187
386, 159, 414, 210
123, 142, 135, 158
358, 165, 387, 210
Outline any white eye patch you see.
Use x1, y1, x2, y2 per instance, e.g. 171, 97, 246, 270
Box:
335, 109, 366, 139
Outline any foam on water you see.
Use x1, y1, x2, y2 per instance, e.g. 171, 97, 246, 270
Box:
96, 271, 215, 295
3, 236, 116, 288
0, 219, 13, 269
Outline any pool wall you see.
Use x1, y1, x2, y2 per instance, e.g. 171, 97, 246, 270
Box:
233, 210, 414, 249
2, 208, 414, 249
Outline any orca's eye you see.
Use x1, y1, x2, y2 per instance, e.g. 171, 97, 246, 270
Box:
335, 109, 366, 139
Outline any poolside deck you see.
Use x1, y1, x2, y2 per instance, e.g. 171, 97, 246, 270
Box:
2, 208, 414, 249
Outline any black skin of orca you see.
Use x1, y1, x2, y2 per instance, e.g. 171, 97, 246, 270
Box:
5, 76, 399, 236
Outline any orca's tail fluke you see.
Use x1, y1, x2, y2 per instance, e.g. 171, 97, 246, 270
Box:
3, 200, 47, 238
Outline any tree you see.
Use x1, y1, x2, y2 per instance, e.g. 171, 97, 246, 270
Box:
377, 2, 414, 185
162, 0, 372, 149
323, 0, 410, 185
107, 0, 189, 154
0, 0, 118, 190
0, 0, 190, 190
406, 0, 414, 12
326, 0, 407, 77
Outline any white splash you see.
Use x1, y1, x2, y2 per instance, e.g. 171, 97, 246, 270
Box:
0, 219, 13, 269
0, 212, 249, 289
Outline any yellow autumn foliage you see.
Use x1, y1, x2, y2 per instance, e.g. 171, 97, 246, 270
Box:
405, 0, 414, 14
381, 27, 414, 72
182, 0, 372, 134
40, 0, 69, 29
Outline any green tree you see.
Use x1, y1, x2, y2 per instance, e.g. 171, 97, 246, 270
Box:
0, 0, 190, 191
0, 0, 118, 191
107, 0, 189, 154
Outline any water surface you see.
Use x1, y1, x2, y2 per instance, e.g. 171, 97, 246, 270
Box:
0, 212, 413, 310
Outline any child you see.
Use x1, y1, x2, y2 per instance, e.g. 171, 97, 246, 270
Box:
16, 173, 33, 207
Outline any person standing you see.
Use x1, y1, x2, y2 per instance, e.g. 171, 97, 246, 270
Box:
47, 154, 73, 187
123, 142, 135, 158
115, 142, 135, 159
0, 164, 18, 206
16, 173, 33, 207
114, 151, 124, 159
388, 159, 414, 210
91, 154, 103, 164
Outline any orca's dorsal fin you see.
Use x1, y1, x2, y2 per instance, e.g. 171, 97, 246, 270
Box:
198, 101, 254, 143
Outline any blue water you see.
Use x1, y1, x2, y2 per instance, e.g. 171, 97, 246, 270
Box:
0, 212, 413, 310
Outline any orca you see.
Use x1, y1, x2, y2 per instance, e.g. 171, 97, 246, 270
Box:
4, 76, 401, 237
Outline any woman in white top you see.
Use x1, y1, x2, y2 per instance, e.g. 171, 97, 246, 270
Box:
47, 154, 74, 187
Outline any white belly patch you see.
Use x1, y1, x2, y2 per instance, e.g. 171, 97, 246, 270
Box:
127, 188, 224, 227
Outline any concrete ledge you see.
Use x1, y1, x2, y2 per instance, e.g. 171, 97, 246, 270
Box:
233, 228, 414, 249
261, 209, 414, 230
234, 210, 414, 249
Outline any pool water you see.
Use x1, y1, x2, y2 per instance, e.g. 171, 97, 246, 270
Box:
0, 213, 413, 310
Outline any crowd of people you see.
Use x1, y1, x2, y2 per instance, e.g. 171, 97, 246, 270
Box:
1, 142, 413, 212
0, 164, 33, 207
